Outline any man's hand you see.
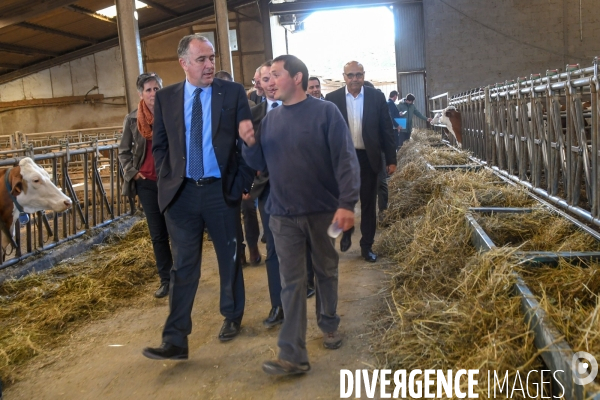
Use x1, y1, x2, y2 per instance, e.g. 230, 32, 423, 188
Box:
386, 164, 396, 175
332, 208, 354, 232
239, 119, 255, 146
134, 172, 146, 180
427, 117, 433, 123
396, 126, 402, 132
242, 193, 251, 201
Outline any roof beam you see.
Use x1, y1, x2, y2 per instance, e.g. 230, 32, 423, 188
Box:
63, 5, 117, 23
0, 42, 59, 56
0, 0, 75, 29
0, 63, 19, 70
142, 0, 180, 17
0, 0, 255, 85
17, 22, 99, 44
269, 0, 399, 15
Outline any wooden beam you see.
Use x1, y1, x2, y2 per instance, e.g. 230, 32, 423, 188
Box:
0, 94, 105, 109
0, 63, 19, 70
0, 42, 59, 56
63, 5, 117, 23
0, 0, 75, 30
142, 0, 179, 17
17, 22, 100, 44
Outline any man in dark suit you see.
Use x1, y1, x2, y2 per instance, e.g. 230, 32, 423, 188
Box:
248, 60, 285, 328
325, 61, 396, 262
143, 34, 254, 360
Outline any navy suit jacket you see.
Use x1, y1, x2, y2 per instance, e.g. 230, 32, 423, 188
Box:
387, 99, 401, 128
152, 78, 254, 212
325, 86, 396, 173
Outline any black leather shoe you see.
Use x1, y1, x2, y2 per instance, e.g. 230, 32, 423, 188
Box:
262, 359, 311, 376
361, 249, 377, 263
154, 282, 169, 298
340, 227, 354, 252
218, 320, 241, 341
263, 306, 284, 328
142, 342, 188, 360
306, 285, 315, 299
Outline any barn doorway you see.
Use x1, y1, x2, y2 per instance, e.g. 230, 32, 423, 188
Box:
282, 6, 397, 96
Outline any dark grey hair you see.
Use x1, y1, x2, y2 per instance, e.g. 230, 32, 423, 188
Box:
177, 34, 212, 59
136, 72, 162, 92
215, 70, 233, 81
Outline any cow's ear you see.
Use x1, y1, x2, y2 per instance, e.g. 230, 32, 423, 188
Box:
10, 171, 23, 196
11, 181, 22, 196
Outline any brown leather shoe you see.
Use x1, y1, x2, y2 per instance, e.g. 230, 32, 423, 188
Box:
262, 359, 311, 376
323, 331, 343, 349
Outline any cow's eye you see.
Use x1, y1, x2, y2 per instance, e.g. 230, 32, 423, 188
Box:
33, 179, 40, 183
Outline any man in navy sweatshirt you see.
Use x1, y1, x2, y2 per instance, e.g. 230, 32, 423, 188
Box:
241, 54, 360, 377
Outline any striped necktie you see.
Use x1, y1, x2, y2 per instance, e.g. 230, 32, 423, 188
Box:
189, 88, 204, 180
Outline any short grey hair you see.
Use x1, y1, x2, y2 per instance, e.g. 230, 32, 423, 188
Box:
136, 72, 162, 92
177, 34, 212, 59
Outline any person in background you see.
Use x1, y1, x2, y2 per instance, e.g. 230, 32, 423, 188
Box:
119, 72, 173, 299
396, 93, 431, 148
307, 76, 324, 99
387, 90, 402, 150
249, 67, 265, 104
215, 69, 261, 267
326, 64, 396, 263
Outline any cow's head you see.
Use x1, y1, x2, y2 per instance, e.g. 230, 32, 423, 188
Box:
431, 112, 443, 125
11, 158, 72, 213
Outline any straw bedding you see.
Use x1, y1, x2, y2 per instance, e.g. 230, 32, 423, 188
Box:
0, 219, 156, 385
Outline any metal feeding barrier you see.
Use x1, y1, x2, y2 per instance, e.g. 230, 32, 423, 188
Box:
429, 57, 600, 228
426, 154, 600, 399
0, 139, 135, 270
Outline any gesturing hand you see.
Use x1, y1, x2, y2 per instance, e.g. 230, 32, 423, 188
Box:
239, 119, 255, 146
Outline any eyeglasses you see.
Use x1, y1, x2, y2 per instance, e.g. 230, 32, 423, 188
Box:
344, 72, 364, 80
252, 79, 256, 84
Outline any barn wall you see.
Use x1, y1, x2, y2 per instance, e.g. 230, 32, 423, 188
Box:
425, 0, 600, 97
0, 2, 273, 136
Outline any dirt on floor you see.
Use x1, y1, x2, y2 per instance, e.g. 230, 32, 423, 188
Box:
5, 226, 388, 400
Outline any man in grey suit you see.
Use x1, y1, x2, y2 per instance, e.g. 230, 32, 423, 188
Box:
142, 34, 254, 360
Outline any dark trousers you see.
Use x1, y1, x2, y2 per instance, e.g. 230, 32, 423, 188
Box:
241, 197, 260, 248
377, 154, 388, 213
270, 212, 340, 364
135, 178, 172, 284
356, 150, 378, 250
258, 185, 282, 308
306, 244, 314, 287
398, 129, 411, 148
163, 180, 245, 348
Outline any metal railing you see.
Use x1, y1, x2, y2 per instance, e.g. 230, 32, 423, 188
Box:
0, 142, 134, 270
431, 57, 600, 226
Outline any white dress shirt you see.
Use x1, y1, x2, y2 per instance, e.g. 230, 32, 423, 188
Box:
266, 98, 281, 113
345, 86, 365, 149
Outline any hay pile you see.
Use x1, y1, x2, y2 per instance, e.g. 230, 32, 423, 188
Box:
0, 219, 156, 385
520, 260, 600, 361
477, 210, 600, 251
374, 130, 544, 396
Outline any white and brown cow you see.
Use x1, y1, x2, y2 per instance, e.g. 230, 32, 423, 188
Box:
432, 106, 462, 147
0, 157, 72, 254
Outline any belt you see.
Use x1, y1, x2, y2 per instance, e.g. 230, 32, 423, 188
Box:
185, 177, 221, 186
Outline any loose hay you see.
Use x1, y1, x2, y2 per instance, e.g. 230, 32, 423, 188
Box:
0, 219, 156, 385
373, 130, 561, 398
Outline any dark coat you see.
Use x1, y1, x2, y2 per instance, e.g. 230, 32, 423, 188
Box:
247, 101, 270, 200
118, 109, 146, 197
152, 78, 254, 212
325, 86, 397, 173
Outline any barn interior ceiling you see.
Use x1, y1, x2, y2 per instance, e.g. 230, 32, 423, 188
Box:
0, 0, 405, 85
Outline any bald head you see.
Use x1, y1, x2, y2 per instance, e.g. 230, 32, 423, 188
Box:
343, 61, 365, 97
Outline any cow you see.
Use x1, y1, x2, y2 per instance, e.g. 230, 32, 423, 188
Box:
431, 106, 462, 147
0, 157, 72, 257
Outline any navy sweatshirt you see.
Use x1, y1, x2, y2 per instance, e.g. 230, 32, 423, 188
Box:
243, 96, 360, 217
